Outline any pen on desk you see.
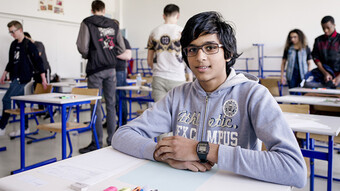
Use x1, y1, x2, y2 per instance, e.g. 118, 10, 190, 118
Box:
103, 186, 118, 191
132, 186, 142, 191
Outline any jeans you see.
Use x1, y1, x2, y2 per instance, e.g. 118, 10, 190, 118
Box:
116, 70, 128, 126
88, 69, 116, 146
0, 79, 28, 130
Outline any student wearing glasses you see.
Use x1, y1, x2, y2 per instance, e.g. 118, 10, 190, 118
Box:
0, 20, 47, 137
112, 11, 306, 188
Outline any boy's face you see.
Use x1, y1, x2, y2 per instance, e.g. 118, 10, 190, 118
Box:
322, 21, 335, 36
8, 26, 22, 40
186, 34, 230, 91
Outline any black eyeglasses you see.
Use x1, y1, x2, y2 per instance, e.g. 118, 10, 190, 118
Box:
183, 43, 223, 57
9, 28, 19, 34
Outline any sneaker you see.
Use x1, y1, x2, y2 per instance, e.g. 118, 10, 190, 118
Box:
79, 142, 100, 154
9, 129, 30, 137
0, 128, 6, 136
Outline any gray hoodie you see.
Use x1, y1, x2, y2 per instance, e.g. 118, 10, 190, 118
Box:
112, 68, 307, 188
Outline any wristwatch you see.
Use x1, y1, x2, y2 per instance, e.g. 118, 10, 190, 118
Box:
196, 141, 210, 163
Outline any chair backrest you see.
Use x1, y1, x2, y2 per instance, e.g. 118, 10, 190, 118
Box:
34, 83, 53, 94
279, 104, 310, 114
71, 88, 99, 105
259, 78, 281, 97
24, 81, 35, 95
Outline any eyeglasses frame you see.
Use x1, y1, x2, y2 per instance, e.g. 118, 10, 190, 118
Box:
183, 43, 224, 57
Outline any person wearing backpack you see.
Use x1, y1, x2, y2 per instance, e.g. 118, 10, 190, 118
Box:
0, 20, 47, 137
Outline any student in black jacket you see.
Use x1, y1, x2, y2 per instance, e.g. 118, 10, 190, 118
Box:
0, 20, 47, 137
76, 0, 131, 153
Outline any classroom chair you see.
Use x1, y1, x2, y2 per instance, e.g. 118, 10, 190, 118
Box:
259, 78, 282, 97
136, 58, 152, 77
125, 74, 153, 121
36, 88, 100, 158
5, 83, 56, 143
303, 92, 340, 117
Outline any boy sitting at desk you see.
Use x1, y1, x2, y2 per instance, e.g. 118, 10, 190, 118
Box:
112, 11, 306, 188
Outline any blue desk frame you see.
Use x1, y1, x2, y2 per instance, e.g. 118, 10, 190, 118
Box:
117, 90, 154, 127
11, 98, 93, 174
302, 133, 337, 191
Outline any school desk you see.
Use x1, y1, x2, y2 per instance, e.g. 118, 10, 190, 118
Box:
9, 93, 101, 174
0, 81, 10, 89
289, 87, 340, 95
275, 95, 340, 107
126, 78, 146, 85
283, 112, 340, 191
0, 147, 291, 191
50, 82, 88, 93
60, 77, 86, 83
116, 86, 154, 126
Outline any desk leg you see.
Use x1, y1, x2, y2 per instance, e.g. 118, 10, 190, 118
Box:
76, 105, 80, 122
129, 90, 132, 120
310, 139, 315, 191
327, 136, 334, 191
61, 105, 67, 159
119, 90, 123, 127
20, 102, 25, 170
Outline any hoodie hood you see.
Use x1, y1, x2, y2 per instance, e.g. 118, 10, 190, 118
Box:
84, 15, 116, 28
194, 68, 259, 97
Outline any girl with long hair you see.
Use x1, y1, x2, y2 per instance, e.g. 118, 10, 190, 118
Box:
281, 29, 313, 88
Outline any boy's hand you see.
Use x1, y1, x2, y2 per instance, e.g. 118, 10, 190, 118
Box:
324, 72, 333, 82
159, 158, 214, 172
154, 135, 198, 162
333, 75, 340, 86
280, 77, 286, 85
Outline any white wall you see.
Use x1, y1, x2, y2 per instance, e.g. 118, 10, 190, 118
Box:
120, 0, 340, 76
0, 0, 117, 78
1, 0, 339, 78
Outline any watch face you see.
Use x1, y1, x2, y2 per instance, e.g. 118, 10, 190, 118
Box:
197, 142, 208, 154
198, 146, 206, 152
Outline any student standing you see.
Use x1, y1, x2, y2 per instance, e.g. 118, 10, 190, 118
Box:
147, 4, 192, 102
112, 11, 306, 188
76, 0, 130, 152
280, 29, 313, 88
115, 37, 132, 126
24, 32, 51, 84
0, 21, 47, 137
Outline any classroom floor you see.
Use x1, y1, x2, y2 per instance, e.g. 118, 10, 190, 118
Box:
0, 104, 339, 191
